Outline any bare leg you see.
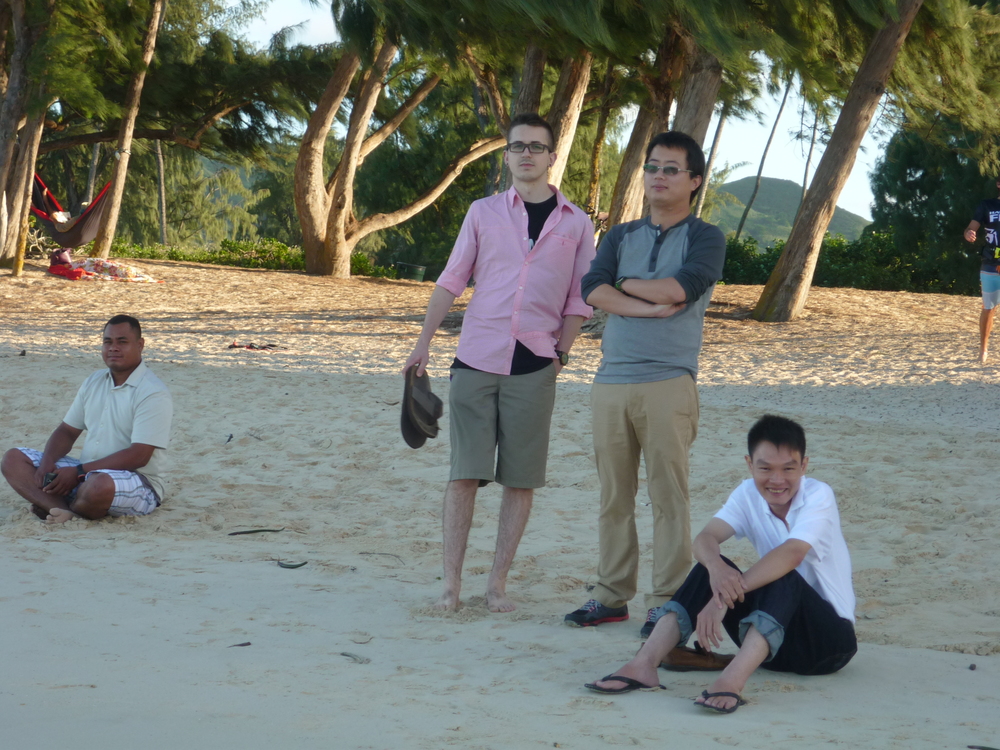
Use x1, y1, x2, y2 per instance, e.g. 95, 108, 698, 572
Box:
486, 486, 533, 613
590, 612, 682, 690
980, 308, 996, 363
435, 479, 479, 610
695, 626, 770, 711
45, 473, 116, 524
0, 449, 73, 517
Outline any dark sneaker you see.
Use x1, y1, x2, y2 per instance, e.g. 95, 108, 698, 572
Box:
640, 608, 661, 639
564, 599, 629, 627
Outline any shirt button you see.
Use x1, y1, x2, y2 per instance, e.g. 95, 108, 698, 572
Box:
518, 286, 523, 290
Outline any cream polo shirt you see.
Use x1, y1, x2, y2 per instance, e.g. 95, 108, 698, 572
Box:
63, 360, 173, 500
714, 476, 856, 623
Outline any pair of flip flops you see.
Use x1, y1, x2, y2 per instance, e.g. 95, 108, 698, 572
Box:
401, 365, 443, 449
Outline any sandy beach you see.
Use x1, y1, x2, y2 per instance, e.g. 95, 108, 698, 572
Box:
1, 258, 998, 749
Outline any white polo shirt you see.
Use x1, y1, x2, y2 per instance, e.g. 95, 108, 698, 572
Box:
63, 361, 173, 500
714, 476, 856, 623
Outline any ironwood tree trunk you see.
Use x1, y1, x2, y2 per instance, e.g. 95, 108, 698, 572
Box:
735, 79, 792, 240
607, 28, 691, 226
154, 139, 167, 244
0, 0, 30, 200
672, 48, 722, 147
84, 143, 100, 205
10, 110, 46, 276
547, 51, 592, 189
695, 105, 727, 219
91, 0, 166, 258
586, 64, 616, 219
512, 42, 546, 118
752, 0, 925, 322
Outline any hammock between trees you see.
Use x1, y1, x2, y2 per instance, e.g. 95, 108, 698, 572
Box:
30, 174, 111, 248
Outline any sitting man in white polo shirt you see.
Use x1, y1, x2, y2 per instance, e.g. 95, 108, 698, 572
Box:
1, 315, 173, 523
584, 414, 856, 713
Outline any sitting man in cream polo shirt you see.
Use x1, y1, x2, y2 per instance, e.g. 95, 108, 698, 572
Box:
1, 315, 173, 523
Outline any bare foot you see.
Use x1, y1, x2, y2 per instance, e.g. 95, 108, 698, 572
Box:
695, 675, 747, 712
30, 504, 47, 520
486, 588, 516, 613
434, 588, 460, 611
590, 660, 660, 692
44, 507, 79, 525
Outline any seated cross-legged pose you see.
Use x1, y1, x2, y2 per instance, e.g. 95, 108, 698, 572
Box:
1, 315, 173, 523
585, 415, 857, 713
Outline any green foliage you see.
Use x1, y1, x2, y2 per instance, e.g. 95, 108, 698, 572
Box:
714, 176, 870, 245
111, 237, 305, 270
350, 252, 398, 278
722, 230, 975, 295
869, 121, 987, 296
721, 236, 781, 285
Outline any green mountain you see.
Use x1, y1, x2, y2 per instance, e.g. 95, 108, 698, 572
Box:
710, 176, 871, 246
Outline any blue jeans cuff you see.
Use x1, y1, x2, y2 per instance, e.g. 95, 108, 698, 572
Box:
656, 601, 693, 645
739, 610, 785, 661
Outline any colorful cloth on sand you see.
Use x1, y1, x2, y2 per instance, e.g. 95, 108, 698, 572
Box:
47, 257, 161, 283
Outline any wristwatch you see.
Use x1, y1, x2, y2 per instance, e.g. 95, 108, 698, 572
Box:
77, 464, 87, 482
555, 350, 570, 366
615, 276, 628, 292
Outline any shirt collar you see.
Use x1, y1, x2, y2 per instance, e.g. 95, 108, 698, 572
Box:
505, 184, 565, 210
106, 360, 148, 389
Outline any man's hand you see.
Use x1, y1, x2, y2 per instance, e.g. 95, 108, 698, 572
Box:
402, 342, 431, 377
553, 360, 564, 376
707, 559, 746, 608
33, 461, 56, 490
965, 228, 978, 243
695, 598, 728, 652
43, 465, 80, 496
648, 303, 686, 318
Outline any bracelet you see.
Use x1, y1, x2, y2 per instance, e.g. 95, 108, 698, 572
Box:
615, 276, 627, 292
77, 464, 87, 481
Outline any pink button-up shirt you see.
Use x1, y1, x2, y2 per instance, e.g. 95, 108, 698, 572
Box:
436, 186, 596, 375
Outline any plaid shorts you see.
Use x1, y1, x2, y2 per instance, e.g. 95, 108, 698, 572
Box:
17, 448, 160, 516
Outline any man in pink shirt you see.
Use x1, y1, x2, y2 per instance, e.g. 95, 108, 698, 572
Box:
403, 113, 596, 613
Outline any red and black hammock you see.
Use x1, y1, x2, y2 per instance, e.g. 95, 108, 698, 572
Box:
30, 174, 111, 248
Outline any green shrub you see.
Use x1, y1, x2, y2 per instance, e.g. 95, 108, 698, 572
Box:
350, 252, 397, 279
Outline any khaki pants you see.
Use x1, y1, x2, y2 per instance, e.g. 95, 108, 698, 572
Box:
590, 375, 699, 610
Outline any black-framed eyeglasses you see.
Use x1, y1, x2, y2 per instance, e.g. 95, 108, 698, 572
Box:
507, 142, 551, 154
642, 164, 693, 176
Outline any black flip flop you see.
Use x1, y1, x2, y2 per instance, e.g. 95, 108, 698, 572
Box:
584, 675, 665, 694
695, 690, 747, 713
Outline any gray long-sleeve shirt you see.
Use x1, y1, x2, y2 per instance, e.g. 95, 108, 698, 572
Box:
581, 214, 726, 384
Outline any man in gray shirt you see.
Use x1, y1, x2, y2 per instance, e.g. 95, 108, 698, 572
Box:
565, 131, 726, 637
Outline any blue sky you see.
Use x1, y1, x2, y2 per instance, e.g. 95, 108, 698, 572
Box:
243, 1, 883, 221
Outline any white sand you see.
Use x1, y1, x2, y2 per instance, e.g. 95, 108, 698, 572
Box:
1, 260, 998, 748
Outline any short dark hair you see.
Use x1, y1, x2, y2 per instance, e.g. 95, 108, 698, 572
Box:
747, 414, 806, 459
507, 112, 555, 150
104, 314, 142, 339
645, 131, 706, 204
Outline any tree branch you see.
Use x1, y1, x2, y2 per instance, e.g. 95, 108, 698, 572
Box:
352, 135, 505, 239
359, 73, 441, 162
461, 45, 508, 131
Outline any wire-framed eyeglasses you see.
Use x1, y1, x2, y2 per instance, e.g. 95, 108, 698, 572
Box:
642, 164, 693, 176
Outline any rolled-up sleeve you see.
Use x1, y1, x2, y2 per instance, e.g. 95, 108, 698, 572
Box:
580, 225, 623, 302
563, 216, 597, 319
674, 223, 726, 303
436, 208, 479, 296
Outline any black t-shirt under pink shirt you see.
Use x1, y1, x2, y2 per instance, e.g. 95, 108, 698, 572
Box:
452, 193, 560, 375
